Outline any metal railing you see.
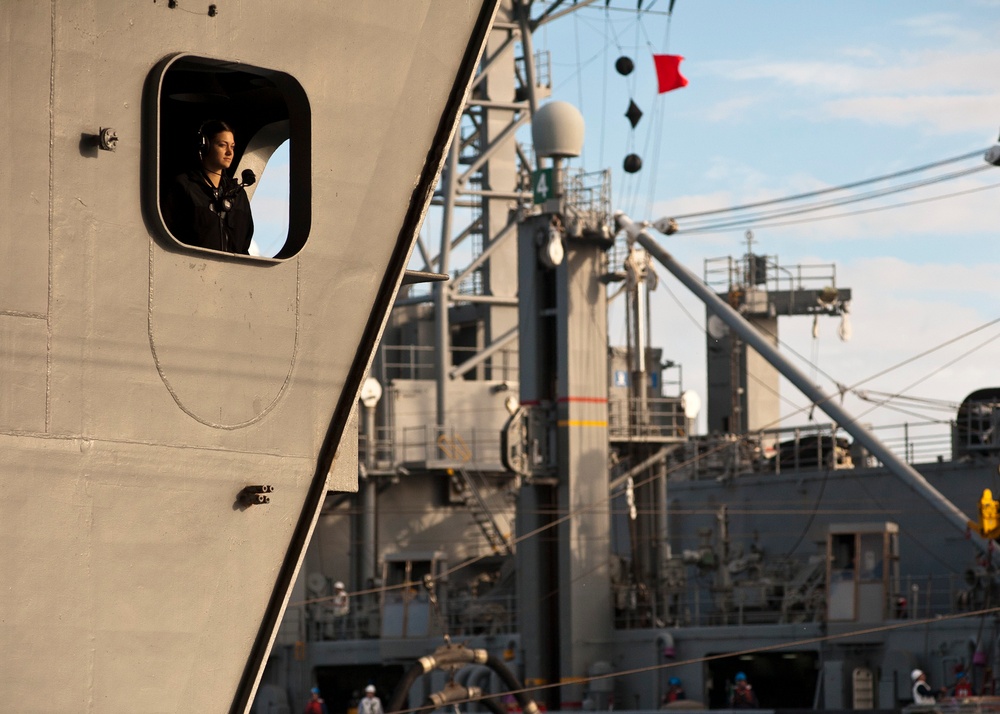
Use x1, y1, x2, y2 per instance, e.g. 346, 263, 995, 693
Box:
361, 427, 506, 472
396, 426, 504, 467
564, 169, 612, 231
378, 344, 519, 383
614, 570, 983, 630
608, 396, 686, 441
446, 592, 518, 636
704, 253, 840, 294
298, 592, 518, 642
291, 565, 986, 643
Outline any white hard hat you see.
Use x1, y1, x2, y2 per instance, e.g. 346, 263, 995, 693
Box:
911, 669, 923, 681
334, 581, 345, 590
365, 685, 376, 693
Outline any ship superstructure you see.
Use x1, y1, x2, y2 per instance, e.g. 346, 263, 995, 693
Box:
259, 5, 1000, 713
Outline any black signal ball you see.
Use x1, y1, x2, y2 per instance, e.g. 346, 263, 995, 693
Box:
615, 56, 635, 76
624, 153, 643, 173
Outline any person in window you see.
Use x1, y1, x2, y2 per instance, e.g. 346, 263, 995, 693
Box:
162, 119, 254, 254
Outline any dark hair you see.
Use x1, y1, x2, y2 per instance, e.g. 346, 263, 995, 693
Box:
197, 119, 235, 158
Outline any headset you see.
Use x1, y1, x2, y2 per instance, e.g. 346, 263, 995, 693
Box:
196, 121, 209, 159
195, 119, 233, 159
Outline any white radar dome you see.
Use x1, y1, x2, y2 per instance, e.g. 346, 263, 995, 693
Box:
532, 101, 585, 158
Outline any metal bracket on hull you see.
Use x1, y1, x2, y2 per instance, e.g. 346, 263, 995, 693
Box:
237, 484, 274, 509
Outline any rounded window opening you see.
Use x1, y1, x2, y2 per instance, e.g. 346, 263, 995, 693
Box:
147, 54, 310, 260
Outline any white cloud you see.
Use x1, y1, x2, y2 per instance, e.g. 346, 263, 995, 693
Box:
705, 50, 1000, 94
699, 45, 1000, 135
898, 13, 980, 44
703, 95, 762, 123
821, 93, 1000, 135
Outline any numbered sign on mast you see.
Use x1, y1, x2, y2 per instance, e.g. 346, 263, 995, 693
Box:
532, 168, 554, 204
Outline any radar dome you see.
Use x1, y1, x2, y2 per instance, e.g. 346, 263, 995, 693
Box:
532, 101, 585, 158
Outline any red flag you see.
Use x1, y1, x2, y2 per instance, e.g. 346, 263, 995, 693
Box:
653, 54, 688, 93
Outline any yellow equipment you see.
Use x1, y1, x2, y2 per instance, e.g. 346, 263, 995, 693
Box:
971, 489, 1000, 539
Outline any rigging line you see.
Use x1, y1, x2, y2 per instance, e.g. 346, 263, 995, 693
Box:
390, 606, 1000, 714
605, 3, 626, 53
680, 165, 992, 233
782, 467, 829, 559
643, 33, 670, 218
683, 179, 1000, 236
667, 148, 988, 220
851, 329, 1000, 424
659, 276, 706, 335
300, 325, 986, 611
556, 10, 607, 44
661, 0, 672, 47
746, 366, 810, 415
574, 12, 586, 168
551, 44, 612, 95
599, 12, 610, 170
770, 320, 1000, 434
855, 389, 959, 410
428, 436, 745, 587
638, 9, 656, 49
855, 394, 957, 418
679, 164, 990, 229
658, 269, 833, 415
740, 312, 843, 395
638, 87, 664, 218
847, 317, 1000, 395
299, 485, 934, 610
587, 2, 675, 17
810, 327, 820, 383
861, 402, 953, 426
320, 503, 918, 524
848, 471, 960, 574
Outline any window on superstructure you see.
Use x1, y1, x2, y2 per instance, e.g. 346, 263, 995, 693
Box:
146, 54, 310, 260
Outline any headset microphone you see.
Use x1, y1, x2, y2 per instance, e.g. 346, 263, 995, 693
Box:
214, 169, 257, 215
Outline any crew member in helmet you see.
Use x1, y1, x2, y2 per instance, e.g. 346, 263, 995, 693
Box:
661, 676, 686, 706
912, 669, 937, 705
331, 581, 350, 638
730, 672, 758, 709
953, 670, 974, 698
359, 685, 384, 714
305, 686, 329, 714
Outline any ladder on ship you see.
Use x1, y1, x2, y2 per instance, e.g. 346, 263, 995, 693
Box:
448, 466, 514, 556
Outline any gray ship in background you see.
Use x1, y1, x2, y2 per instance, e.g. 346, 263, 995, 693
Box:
256, 4, 1000, 714
0, 1, 500, 711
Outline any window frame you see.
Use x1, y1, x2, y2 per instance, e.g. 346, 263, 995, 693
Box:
143, 53, 311, 260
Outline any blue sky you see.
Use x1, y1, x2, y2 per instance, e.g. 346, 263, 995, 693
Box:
252, 2, 1000, 450
528, 0, 1000, 443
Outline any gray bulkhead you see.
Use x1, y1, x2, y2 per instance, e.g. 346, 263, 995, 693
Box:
0, 1, 499, 711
